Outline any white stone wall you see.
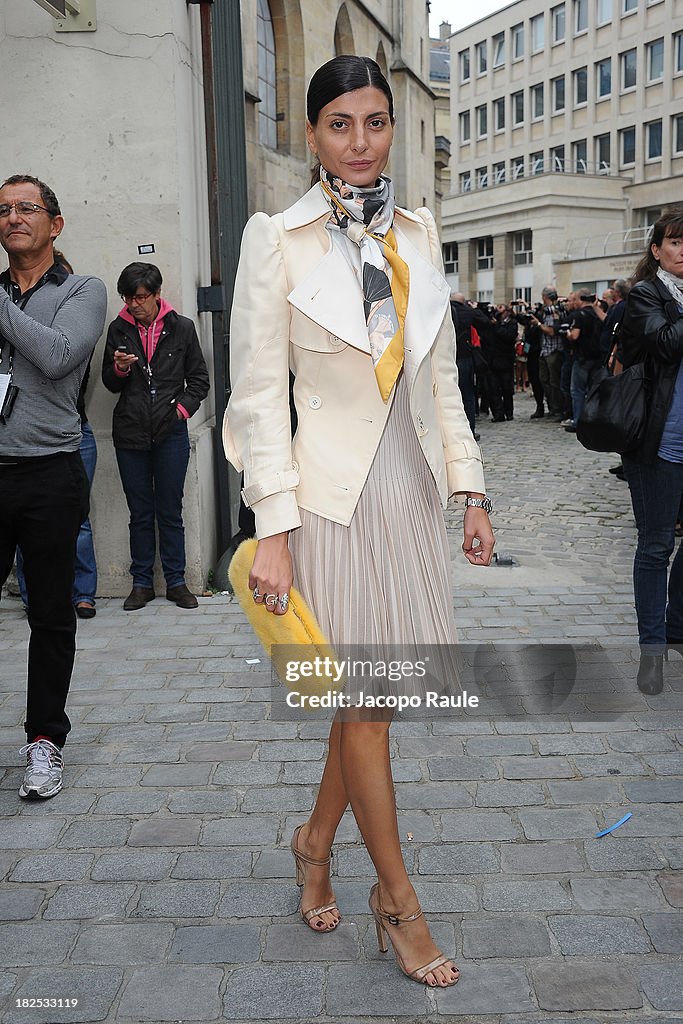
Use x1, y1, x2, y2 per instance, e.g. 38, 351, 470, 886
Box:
0, 0, 435, 596
1, 0, 213, 596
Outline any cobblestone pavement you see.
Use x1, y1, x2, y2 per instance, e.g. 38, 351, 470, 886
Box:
0, 390, 681, 1024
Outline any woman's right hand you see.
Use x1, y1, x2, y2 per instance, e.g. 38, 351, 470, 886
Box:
113, 351, 138, 371
249, 532, 292, 615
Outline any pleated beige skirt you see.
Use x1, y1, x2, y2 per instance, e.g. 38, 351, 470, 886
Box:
289, 373, 457, 648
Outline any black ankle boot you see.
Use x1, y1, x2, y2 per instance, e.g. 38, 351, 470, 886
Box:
637, 654, 664, 695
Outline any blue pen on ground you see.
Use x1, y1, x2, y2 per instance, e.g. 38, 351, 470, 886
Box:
595, 812, 632, 838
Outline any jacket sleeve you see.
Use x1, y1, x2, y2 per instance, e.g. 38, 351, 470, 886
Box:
622, 282, 683, 367
178, 319, 210, 416
0, 276, 107, 381
223, 212, 301, 539
101, 320, 130, 393
414, 208, 487, 498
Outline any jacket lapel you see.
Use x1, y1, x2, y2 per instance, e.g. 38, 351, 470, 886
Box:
283, 187, 450, 366
393, 222, 451, 385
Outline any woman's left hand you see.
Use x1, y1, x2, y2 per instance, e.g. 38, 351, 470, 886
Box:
462, 507, 495, 566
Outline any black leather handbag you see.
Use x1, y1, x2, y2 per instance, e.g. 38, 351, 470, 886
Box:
576, 359, 648, 454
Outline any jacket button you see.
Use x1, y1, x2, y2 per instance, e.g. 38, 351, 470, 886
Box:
309, 395, 322, 410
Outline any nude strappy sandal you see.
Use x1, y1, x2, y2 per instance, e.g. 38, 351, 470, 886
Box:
290, 824, 340, 931
369, 882, 459, 987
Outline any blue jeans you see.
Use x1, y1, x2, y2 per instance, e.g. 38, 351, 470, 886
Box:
570, 358, 598, 425
16, 422, 98, 608
115, 419, 190, 589
623, 455, 683, 650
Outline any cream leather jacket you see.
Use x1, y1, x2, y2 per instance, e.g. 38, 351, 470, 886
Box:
223, 185, 486, 539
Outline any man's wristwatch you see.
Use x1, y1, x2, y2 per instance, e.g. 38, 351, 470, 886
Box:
464, 495, 493, 514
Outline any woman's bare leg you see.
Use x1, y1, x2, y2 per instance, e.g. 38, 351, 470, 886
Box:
338, 720, 458, 986
298, 716, 457, 984
295, 717, 347, 929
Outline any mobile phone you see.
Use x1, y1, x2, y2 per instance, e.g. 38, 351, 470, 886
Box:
116, 344, 128, 354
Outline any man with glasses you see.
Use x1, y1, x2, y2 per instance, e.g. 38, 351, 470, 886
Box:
0, 174, 107, 799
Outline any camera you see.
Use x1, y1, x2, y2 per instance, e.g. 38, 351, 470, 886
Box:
557, 322, 572, 338
476, 301, 496, 317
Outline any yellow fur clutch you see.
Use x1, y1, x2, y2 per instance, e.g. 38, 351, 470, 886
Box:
228, 538, 340, 694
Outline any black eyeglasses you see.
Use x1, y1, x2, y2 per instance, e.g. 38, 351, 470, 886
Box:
0, 201, 53, 219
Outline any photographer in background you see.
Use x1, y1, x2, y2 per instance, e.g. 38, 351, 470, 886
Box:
486, 303, 518, 422
533, 288, 564, 420
564, 291, 602, 432
450, 293, 491, 439
0, 174, 107, 801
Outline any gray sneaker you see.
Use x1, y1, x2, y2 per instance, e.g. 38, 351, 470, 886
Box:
19, 739, 63, 800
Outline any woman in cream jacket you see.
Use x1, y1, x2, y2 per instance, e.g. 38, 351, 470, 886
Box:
224, 56, 494, 989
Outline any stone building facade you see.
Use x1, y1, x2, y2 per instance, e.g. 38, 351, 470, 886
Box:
1, 0, 435, 595
442, 0, 683, 301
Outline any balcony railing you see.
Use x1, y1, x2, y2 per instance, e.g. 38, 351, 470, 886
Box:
458, 158, 621, 194
557, 224, 654, 261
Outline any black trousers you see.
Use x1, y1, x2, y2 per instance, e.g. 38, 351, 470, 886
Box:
526, 348, 544, 412
489, 367, 515, 420
0, 452, 89, 747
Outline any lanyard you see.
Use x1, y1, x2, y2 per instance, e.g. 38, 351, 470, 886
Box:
0, 281, 33, 372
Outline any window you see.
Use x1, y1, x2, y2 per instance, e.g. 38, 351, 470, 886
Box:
620, 125, 636, 165
513, 230, 533, 266
257, 0, 278, 149
493, 33, 505, 67
552, 75, 566, 111
647, 120, 662, 159
476, 41, 487, 74
531, 14, 545, 51
512, 155, 525, 179
459, 49, 471, 81
514, 286, 533, 304
596, 58, 612, 97
532, 83, 544, 119
443, 242, 458, 274
460, 171, 472, 192
597, 0, 612, 21
574, 0, 588, 33
552, 3, 566, 41
493, 161, 506, 183
494, 97, 506, 131
647, 39, 664, 81
676, 33, 683, 73
477, 104, 488, 136
621, 49, 637, 89
596, 132, 611, 171
512, 91, 524, 125
623, 0, 637, 12
674, 114, 683, 154
573, 138, 588, 172
512, 23, 525, 59
531, 150, 545, 174
477, 166, 489, 188
550, 144, 565, 170
476, 237, 494, 269
574, 67, 588, 105
460, 111, 471, 143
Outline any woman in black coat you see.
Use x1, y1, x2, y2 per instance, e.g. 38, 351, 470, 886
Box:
102, 263, 210, 611
620, 207, 683, 693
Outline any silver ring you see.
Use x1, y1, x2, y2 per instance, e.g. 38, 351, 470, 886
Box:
278, 594, 289, 611
264, 593, 278, 609
252, 586, 260, 601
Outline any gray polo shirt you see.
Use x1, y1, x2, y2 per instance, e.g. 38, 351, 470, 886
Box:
0, 264, 107, 457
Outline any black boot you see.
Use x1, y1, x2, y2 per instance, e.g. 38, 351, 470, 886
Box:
637, 654, 664, 695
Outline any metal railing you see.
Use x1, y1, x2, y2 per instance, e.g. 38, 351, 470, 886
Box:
458, 157, 619, 194
557, 224, 653, 261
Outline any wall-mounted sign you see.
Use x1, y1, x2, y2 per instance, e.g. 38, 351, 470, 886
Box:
138, 244, 156, 256
31, 0, 96, 32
